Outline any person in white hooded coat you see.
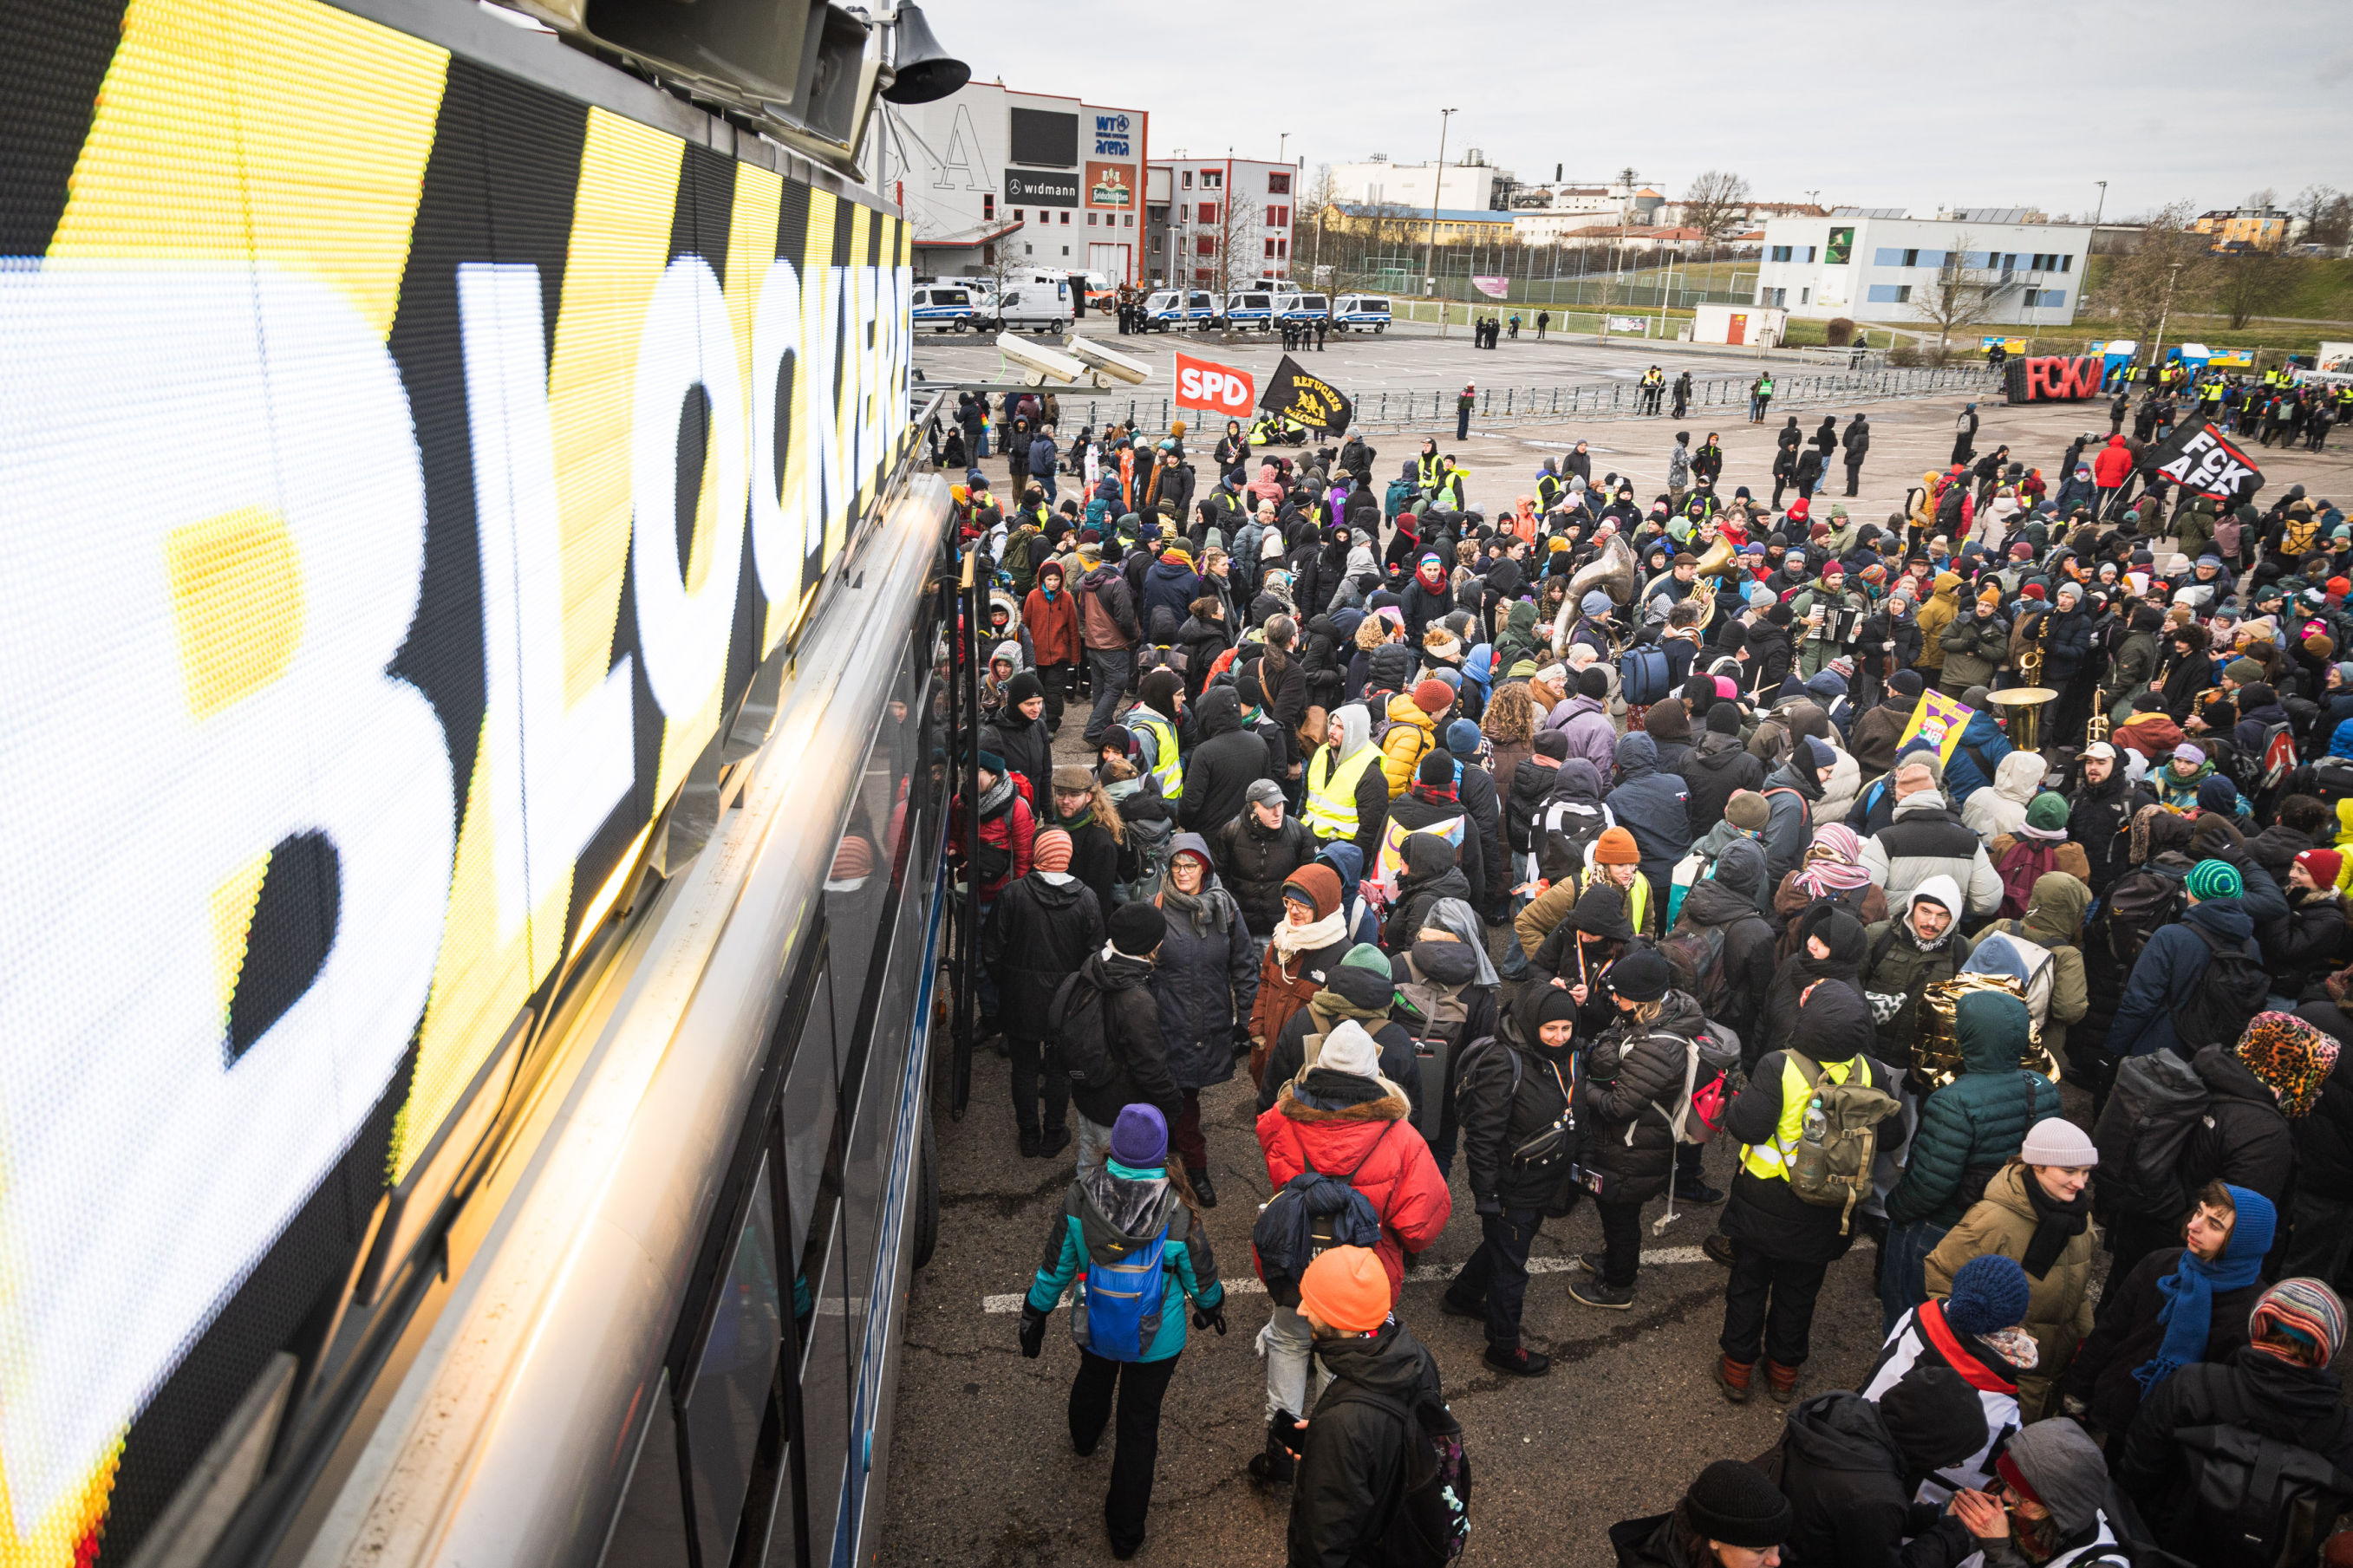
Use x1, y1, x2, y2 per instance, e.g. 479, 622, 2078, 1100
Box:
1959, 751, 2046, 847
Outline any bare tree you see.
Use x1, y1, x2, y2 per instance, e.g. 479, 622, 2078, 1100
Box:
1300, 162, 1340, 281
2096, 201, 2212, 344
2208, 242, 2292, 329
2293, 184, 2353, 250
1907, 233, 2003, 354
1681, 170, 1754, 246
1207, 176, 1262, 342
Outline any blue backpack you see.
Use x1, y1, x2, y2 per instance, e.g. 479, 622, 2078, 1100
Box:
1075, 1224, 1169, 1362
1251, 1126, 1395, 1307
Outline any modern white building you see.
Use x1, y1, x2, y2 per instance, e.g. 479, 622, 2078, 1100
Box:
1753, 211, 2090, 327
1331, 156, 1514, 213
1146, 156, 1300, 286
890, 82, 1149, 282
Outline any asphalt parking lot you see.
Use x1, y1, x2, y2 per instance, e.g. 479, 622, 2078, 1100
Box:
875, 381, 2353, 1568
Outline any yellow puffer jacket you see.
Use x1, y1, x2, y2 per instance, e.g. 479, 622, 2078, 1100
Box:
1378, 693, 1438, 798
1913, 572, 1963, 672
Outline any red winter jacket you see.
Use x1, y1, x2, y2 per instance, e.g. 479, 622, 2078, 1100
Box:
952, 783, 1034, 900
1255, 1075, 1453, 1301
2092, 434, 2135, 487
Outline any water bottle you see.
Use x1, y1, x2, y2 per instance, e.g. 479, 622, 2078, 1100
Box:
1802, 1096, 1827, 1142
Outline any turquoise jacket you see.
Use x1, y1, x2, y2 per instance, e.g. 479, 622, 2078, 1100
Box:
1027, 1159, 1222, 1362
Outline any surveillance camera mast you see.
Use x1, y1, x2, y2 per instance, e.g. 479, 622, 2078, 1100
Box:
3, 3, 2348, 1568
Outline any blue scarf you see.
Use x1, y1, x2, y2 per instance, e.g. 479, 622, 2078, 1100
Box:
2133, 1184, 2276, 1393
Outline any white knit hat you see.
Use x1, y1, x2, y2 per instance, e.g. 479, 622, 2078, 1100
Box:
1316, 1018, 1383, 1079
2019, 1116, 2098, 1168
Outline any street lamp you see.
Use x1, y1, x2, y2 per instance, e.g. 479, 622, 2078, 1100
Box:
1421, 108, 1457, 336
1277, 132, 1288, 166
2093, 180, 2107, 228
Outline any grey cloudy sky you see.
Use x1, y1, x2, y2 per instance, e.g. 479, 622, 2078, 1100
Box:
942, 0, 2350, 218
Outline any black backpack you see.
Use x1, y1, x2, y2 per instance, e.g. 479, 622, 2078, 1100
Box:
2170, 924, 2271, 1052
2166, 1414, 2353, 1568
2102, 867, 2187, 969
1047, 972, 1121, 1090
1321, 1383, 1471, 1568
1250, 1128, 1392, 1308
2091, 1048, 2209, 1220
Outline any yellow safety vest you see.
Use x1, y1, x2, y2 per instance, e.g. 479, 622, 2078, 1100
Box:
1740, 1053, 1874, 1181
1581, 867, 1651, 935
1131, 712, 1183, 798
1418, 453, 1443, 489
1305, 744, 1382, 840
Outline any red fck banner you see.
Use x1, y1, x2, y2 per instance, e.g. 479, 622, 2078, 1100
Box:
1175, 352, 1255, 417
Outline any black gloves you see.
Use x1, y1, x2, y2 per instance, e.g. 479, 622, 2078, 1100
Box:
1474, 1194, 1502, 1217
1018, 1301, 1049, 1358
1192, 1299, 1229, 1336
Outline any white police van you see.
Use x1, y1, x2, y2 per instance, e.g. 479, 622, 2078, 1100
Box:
1223, 288, 1299, 330
1143, 290, 1220, 331
1334, 293, 1392, 333
1281, 292, 1331, 327
909, 283, 985, 332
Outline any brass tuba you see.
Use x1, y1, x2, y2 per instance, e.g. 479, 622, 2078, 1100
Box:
1910, 972, 2059, 1090
1553, 534, 1639, 650
1686, 534, 1739, 619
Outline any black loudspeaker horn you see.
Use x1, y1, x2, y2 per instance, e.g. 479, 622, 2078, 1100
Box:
880, 3, 968, 103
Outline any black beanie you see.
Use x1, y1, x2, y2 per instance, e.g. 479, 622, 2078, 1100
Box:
1533, 729, 1570, 759
1877, 1366, 1989, 1474
1418, 748, 1456, 787
1534, 986, 1581, 1030
1889, 668, 1923, 698
1682, 673, 1717, 709
1005, 669, 1044, 707
1706, 702, 1743, 736
1107, 902, 1168, 958
1608, 947, 1673, 1003
1578, 667, 1612, 699
1682, 1460, 1794, 1550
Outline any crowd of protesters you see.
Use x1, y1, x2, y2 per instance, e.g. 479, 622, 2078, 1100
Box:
947, 390, 2353, 1566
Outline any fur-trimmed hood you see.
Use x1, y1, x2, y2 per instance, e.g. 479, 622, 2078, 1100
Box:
1275, 1075, 1411, 1125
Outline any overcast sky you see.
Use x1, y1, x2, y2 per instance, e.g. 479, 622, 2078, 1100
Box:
941, 0, 2351, 219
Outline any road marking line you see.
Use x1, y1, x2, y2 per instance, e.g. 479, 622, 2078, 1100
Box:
981, 1244, 1714, 1311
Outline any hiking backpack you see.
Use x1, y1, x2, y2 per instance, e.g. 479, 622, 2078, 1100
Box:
1534, 797, 1614, 885
1657, 924, 1733, 1022
1394, 974, 1472, 1142
1046, 973, 1123, 1091
2170, 924, 2272, 1052
1072, 1218, 1169, 1362
2167, 1415, 2353, 1568
1992, 838, 2060, 922
2090, 1048, 2211, 1220
1251, 1129, 1394, 1308
1786, 1051, 1903, 1234
1619, 643, 1673, 706
1324, 1383, 1472, 1568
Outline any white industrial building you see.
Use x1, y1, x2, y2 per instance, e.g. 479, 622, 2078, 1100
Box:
1753, 209, 2090, 327
890, 82, 1149, 282
1146, 155, 1300, 286
1331, 156, 1515, 213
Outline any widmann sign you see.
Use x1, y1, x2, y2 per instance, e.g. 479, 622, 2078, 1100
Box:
2003, 355, 2107, 402
0, 0, 916, 1561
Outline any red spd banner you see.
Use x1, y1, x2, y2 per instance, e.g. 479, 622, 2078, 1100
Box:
1175, 352, 1255, 417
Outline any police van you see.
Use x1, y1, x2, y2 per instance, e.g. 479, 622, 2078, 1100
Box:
909, 283, 985, 332
997, 279, 1074, 333
1281, 292, 1332, 327
1224, 287, 1299, 330
1143, 289, 1220, 331
1334, 293, 1392, 332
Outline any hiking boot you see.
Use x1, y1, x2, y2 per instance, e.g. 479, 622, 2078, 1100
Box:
1483, 1344, 1552, 1377
1672, 1173, 1726, 1206
1568, 1275, 1634, 1310
1188, 1168, 1218, 1208
1038, 1126, 1072, 1159
1439, 1288, 1487, 1320
1765, 1361, 1802, 1404
1714, 1355, 1755, 1404
1017, 1126, 1041, 1158
1702, 1233, 1737, 1268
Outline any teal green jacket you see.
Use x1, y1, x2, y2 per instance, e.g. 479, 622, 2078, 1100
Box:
1027, 1159, 1222, 1361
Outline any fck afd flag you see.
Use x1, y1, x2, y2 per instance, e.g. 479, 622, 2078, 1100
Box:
1259, 354, 1356, 433
2140, 417, 2265, 505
